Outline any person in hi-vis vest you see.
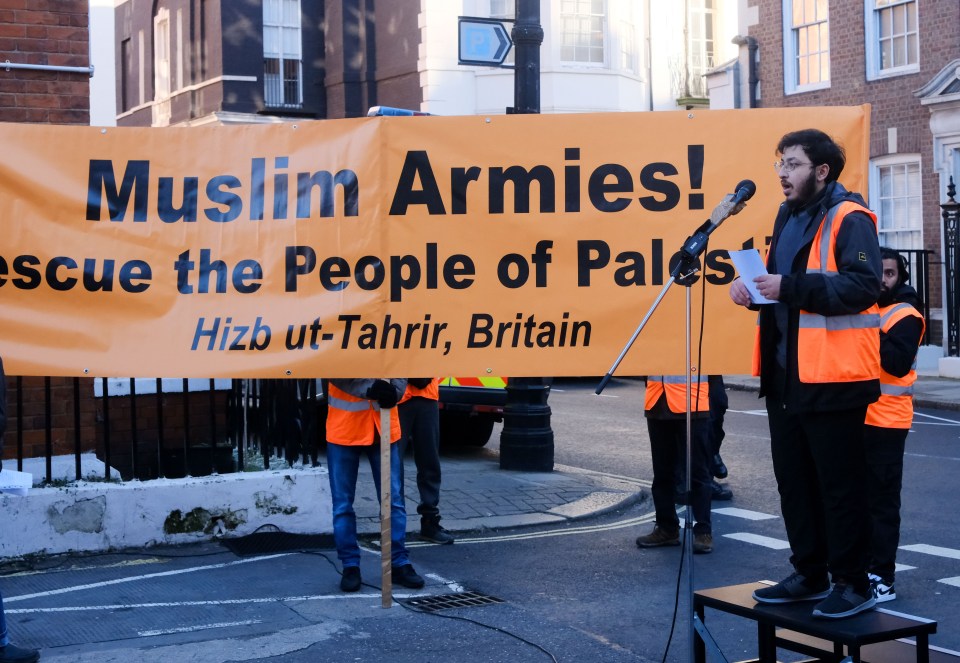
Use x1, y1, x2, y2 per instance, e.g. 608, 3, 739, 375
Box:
730, 129, 882, 620
325, 379, 425, 593
864, 248, 925, 604
399, 378, 455, 544
635, 375, 715, 555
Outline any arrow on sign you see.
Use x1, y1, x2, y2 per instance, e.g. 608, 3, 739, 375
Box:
458, 17, 512, 66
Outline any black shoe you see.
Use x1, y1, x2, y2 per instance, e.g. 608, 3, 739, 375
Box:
812, 582, 877, 619
711, 453, 728, 479
392, 564, 425, 589
710, 480, 733, 501
752, 571, 831, 604
340, 566, 361, 592
421, 519, 455, 544
0, 643, 40, 663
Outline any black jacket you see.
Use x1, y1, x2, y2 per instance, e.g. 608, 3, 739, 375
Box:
879, 284, 924, 379
756, 181, 882, 412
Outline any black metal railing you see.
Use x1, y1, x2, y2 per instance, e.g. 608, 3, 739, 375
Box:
897, 248, 936, 345
4, 377, 323, 484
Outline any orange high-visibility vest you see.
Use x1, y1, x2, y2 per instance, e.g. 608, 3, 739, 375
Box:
326, 383, 401, 445
399, 378, 440, 403
753, 200, 881, 383
644, 375, 710, 414
865, 302, 924, 429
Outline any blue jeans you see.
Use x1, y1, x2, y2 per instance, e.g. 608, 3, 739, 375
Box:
327, 441, 409, 568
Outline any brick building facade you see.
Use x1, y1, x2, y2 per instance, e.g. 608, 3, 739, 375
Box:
742, 0, 960, 350
0, 0, 95, 464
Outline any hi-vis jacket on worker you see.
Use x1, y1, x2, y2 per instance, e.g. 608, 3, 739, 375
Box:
644, 375, 710, 414
326, 379, 406, 445
753, 181, 882, 412
865, 296, 925, 429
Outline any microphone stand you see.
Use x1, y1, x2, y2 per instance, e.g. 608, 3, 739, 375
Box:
597, 191, 749, 663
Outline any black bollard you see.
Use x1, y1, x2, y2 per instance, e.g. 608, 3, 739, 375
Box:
499, 377, 554, 471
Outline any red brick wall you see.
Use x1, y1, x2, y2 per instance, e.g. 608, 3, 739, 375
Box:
4, 377, 98, 463
0, 0, 90, 124
1, 3, 91, 466
748, 0, 960, 340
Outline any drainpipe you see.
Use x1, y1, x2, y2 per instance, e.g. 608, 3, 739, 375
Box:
3, 61, 94, 76
731, 35, 757, 108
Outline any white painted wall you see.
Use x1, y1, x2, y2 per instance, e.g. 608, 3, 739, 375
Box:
420, 0, 739, 117
1, 468, 332, 558
89, 0, 118, 126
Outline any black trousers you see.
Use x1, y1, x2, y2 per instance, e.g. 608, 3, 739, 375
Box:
398, 396, 443, 522
708, 376, 728, 455
766, 395, 872, 590
864, 424, 907, 582
647, 417, 712, 535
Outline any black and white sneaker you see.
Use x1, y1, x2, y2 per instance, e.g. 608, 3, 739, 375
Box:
752, 572, 831, 604
812, 582, 877, 619
869, 573, 896, 603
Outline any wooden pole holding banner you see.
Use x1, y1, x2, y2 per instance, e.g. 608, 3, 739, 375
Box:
380, 403, 392, 608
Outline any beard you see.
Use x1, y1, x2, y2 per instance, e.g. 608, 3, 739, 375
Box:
792, 169, 820, 208
878, 286, 897, 307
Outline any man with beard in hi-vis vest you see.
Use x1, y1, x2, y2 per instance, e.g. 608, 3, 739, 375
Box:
325, 379, 425, 593
864, 248, 925, 604
729, 129, 882, 620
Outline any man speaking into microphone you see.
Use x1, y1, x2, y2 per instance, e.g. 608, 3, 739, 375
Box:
729, 129, 882, 619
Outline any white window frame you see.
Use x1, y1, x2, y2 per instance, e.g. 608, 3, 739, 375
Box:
559, 0, 607, 67
263, 0, 303, 108
864, 0, 919, 81
687, 0, 715, 98
782, 0, 830, 95
869, 154, 923, 251
153, 9, 171, 101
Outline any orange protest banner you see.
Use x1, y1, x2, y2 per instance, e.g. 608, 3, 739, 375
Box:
0, 106, 869, 378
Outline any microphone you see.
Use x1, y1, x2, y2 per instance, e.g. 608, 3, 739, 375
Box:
677, 179, 757, 262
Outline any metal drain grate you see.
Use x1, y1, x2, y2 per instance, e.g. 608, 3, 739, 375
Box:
404, 591, 504, 613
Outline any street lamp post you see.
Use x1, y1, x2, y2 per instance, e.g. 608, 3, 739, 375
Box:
499, 0, 554, 471
942, 176, 960, 357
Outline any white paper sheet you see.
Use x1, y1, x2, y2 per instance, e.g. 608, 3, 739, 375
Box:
728, 249, 776, 305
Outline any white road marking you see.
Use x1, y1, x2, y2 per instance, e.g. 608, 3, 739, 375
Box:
6, 592, 423, 615
894, 563, 916, 573
712, 507, 778, 521
913, 411, 960, 425
938, 577, 960, 589
138, 620, 262, 637
424, 573, 464, 593
4, 553, 294, 603
723, 533, 791, 550
899, 544, 960, 560
728, 409, 768, 417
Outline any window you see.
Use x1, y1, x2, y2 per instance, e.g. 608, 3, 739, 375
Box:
560, 0, 605, 65
865, 0, 918, 80
153, 9, 170, 100
782, 0, 830, 93
872, 157, 922, 250
263, 0, 303, 108
687, 0, 715, 97
120, 37, 132, 112
618, 1, 638, 74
